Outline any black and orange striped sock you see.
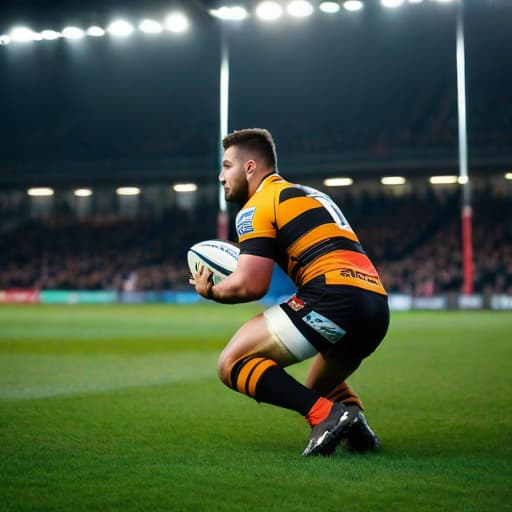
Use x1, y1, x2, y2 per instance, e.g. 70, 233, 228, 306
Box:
228, 356, 322, 417
325, 381, 364, 410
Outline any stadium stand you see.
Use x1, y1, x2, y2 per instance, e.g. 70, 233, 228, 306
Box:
1, 188, 510, 295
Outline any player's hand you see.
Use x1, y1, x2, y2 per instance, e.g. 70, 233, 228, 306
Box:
189, 265, 214, 299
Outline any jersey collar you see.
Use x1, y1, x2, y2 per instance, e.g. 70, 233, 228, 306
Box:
255, 172, 281, 192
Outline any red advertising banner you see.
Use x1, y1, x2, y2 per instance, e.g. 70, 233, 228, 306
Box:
4, 289, 40, 303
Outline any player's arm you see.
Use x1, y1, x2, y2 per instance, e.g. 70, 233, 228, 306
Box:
192, 253, 274, 304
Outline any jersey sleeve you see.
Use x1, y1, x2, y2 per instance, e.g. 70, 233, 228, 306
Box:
235, 188, 277, 259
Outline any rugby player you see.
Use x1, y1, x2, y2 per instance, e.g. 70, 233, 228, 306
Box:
190, 128, 389, 456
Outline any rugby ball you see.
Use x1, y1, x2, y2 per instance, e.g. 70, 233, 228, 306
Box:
187, 240, 239, 285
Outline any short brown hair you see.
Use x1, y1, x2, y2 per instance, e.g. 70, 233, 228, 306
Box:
222, 128, 277, 170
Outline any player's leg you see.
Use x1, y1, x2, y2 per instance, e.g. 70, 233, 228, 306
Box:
306, 352, 363, 409
218, 312, 335, 419
305, 352, 380, 453
217, 312, 359, 456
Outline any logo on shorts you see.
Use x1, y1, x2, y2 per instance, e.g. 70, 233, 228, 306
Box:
236, 207, 256, 236
287, 296, 305, 312
302, 311, 346, 344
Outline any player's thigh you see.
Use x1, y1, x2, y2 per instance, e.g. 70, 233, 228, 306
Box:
217, 313, 297, 382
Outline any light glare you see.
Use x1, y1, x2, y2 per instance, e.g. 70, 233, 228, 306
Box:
323, 178, 353, 187
381, 0, 405, 7
116, 187, 141, 196
107, 20, 134, 37
287, 1, 314, 17
256, 1, 284, 21
319, 2, 341, 13
139, 19, 163, 34
74, 188, 93, 197
344, 1, 364, 11
165, 13, 189, 33
505, 173, 512, 181
173, 183, 198, 192
0, 35, 12, 45
62, 26, 85, 40
41, 30, 61, 40
87, 26, 105, 37
210, 6, 249, 21
429, 175, 458, 185
381, 176, 406, 185
10, 27, 37, 43
28, 187, 54, 197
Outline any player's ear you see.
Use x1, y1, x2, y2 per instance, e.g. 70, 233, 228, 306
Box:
245, 159, 256, 176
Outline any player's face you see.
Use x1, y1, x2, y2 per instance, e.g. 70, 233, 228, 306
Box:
219, 146, 249, 204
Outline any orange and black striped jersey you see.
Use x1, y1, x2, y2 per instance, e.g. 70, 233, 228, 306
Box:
235, 173, 386, 295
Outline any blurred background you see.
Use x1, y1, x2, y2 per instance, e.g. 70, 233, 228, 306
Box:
0, 0, 511, 308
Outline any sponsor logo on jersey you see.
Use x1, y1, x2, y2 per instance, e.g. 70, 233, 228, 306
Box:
302, 311, 346, 344
236, 207, 256, 236
287, 295, 305, 312
339, 267, 379, 286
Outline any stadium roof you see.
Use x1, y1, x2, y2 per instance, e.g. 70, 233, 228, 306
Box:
0, 0, 510, 188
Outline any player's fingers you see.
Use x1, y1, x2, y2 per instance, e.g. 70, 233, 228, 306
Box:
198, 265, 212, 281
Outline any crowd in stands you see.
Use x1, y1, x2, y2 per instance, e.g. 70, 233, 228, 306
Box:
1, 189, 511, 296
354, 191, 512, 295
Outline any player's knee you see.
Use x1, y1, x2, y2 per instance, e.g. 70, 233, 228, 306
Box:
216, 351, 232, 387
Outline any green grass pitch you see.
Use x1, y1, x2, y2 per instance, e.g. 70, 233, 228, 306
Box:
0, 304, 511, 512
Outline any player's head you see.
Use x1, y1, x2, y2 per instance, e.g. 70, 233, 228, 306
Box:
222, 128, 277, 171
220, 128, 278, 204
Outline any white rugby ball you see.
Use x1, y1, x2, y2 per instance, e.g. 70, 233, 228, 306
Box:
187, 240, 239, 285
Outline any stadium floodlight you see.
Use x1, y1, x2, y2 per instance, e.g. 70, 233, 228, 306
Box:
107, 20, 134, 37
74, 188, 93, 197
10, 27, 38, 43
343, 1, 364, 11
139, 19, 163, 34
505, 173, 512, 181
0, 35, 11, 45
408, 0, 424, 4
27, 187, 54, 196
381, 0, 404, 8
323, 177, 353, 187
165, 13, 189, 33
256, 1, 284, 21
319, 2, 341, 14
429, 175, 458, 185
287, 1, 314, 17
62, 27, 85, 40
210, 6, 249, 21
116, 187, 140, 196
381, 176, 406, 185
41, 30, 61, 40
173, 183, 198, 192
86, 26, 105, 37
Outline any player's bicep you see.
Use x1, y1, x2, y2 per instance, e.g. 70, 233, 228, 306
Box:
235, 253, 274, 292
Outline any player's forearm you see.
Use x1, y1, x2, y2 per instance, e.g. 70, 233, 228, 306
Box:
209, 274, 266, 304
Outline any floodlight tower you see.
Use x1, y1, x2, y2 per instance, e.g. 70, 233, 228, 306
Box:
217, 23, 230, 239
455, 0, 473, 294
207, 5, 248, 240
